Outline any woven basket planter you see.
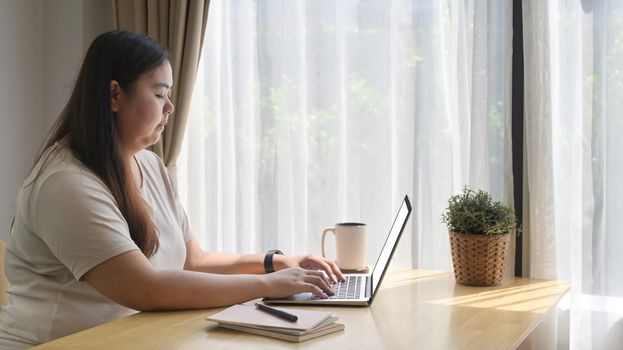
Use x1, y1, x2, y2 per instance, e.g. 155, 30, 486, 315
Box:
449, 231, 511, 286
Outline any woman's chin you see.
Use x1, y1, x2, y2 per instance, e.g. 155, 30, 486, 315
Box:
145, 134, 162, 148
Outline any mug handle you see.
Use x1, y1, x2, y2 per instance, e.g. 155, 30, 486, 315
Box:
321, 227, 335, 258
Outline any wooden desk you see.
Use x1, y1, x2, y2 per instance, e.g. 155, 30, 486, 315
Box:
32, 270, 569, 350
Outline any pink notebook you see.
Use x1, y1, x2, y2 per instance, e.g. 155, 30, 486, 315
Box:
206, 304, 333, 332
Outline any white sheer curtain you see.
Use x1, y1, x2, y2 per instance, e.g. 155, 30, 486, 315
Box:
178, 0, 513, 273
524, 0, 623, 348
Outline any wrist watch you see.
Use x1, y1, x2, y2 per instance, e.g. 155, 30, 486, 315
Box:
264, 249, 284, 273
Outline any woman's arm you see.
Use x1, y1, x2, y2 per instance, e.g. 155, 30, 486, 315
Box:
184, 238, 345, 282
183, 238, 268, 274
83, 250, 334, 311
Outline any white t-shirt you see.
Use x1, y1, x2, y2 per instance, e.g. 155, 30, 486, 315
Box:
0, 144, 193, 349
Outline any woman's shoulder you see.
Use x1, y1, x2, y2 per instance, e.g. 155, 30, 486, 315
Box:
135, 149, 176, 192
17, 144, 116, 228
135, 148, 164, 166
23, 143, 103, 190
135, 149, 168, 177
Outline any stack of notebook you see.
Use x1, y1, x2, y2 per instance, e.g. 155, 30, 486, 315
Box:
206, 303, 344, 342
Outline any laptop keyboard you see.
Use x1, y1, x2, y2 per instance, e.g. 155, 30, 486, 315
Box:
313, 275, 363, 300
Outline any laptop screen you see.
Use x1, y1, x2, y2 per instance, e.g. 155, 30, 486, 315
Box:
371, 196, 412, 294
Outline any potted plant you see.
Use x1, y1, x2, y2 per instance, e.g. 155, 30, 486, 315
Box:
441, 186, 519, 286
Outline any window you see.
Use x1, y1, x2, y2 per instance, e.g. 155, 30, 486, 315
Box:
178, 0, 513, 272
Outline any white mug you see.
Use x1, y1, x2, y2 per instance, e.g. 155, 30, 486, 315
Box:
321, 222, 367, 270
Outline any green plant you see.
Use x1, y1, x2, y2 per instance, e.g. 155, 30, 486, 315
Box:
441, 186, 519, 236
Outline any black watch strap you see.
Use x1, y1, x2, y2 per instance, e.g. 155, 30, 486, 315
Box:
264, 249, 284, 273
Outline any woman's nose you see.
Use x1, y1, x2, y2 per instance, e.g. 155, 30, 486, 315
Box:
165, 99, 175, 116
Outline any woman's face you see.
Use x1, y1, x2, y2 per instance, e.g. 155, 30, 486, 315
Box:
111, 61, 175, 155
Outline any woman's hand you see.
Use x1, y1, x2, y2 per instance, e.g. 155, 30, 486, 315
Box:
274, 254, 346, 283
262, 267, 335, 299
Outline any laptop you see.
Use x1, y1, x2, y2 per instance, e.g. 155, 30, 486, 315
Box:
264, 195, 412, 306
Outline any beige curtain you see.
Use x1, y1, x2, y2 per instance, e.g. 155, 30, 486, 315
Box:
112, 0, 210, 168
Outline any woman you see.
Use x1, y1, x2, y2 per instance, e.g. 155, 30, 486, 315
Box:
0, 31, 343, 349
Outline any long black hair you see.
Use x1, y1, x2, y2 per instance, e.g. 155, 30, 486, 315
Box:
35, 31, 171, 257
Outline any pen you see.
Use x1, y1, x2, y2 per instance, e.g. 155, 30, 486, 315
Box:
254, 302, 298, 322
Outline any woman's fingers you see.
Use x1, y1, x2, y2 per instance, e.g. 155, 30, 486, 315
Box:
299, 255, 345, 283
324, 259, 346, 282
303, 271, 334, 295
265, 267, 340, 299
306, 259, 336, 283
305, 283, 328, 298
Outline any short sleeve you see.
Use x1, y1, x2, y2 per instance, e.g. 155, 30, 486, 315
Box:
32, 171, 139, 281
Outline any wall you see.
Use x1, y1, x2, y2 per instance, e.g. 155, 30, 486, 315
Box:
0, 0, 113, 241
42, 0, 84, 130
0, 0, 44, 241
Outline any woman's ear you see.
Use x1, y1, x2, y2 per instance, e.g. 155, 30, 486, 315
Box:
110, 80, 122, 112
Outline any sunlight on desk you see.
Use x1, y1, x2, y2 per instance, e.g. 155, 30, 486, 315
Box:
431, 280, 570, 314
